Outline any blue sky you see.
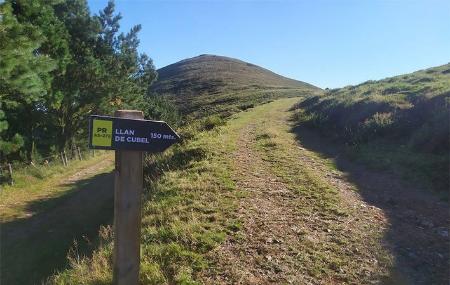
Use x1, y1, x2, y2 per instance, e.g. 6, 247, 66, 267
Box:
88, 0, 450, 88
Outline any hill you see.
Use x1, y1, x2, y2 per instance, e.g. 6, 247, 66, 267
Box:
294, 63, 450, 193
151, 54, 321, 117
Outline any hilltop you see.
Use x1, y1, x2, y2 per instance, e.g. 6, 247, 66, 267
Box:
151, 54, 321, 117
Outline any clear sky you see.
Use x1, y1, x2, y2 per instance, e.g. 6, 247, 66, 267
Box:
88, 0, 450, 88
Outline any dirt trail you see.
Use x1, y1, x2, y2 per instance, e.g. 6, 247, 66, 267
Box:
205, 124, 314, 284
5, 156, 114, 239
63, 156, 113, 184
202, 99, 449, 284
1, 155, 115, 285
204, 124, 386, 284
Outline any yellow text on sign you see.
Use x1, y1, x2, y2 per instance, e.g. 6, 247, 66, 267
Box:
92, 119, 113, 147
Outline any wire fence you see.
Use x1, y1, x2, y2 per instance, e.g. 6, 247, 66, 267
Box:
0, 146, 103, 187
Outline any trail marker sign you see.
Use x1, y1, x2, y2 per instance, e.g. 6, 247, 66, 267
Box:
89, 115, 180, 152
88, 111, 179, 285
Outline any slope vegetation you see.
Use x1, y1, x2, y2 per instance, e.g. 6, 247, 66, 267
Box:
48, 98, 448, 284
294, 63, 450, 193
151, 54, 321, 117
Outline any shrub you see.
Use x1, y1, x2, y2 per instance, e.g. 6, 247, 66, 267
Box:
199, 115, 225, 131
360, 112, 394, 140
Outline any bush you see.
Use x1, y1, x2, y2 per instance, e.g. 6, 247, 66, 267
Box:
199, 115, 225, 131
238, 103, 254, 111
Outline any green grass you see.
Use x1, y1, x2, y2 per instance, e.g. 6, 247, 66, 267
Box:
7, 58, 448, 283
31, 94, 449, 285
346, 141, 449, 198
171, 87, 315, 119
46, 98, 395, 284
47, 116, 240, 284
294, 63, 450, 194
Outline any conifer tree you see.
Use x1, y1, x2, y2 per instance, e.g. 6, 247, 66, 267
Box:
0, 0, 161, 162
0, 1, 55, 160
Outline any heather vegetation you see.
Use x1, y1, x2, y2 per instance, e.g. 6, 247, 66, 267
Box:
293, 64, 450, 193
151, 54, 322, 118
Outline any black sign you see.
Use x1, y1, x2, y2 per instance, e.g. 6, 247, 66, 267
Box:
88, 115, 180, 152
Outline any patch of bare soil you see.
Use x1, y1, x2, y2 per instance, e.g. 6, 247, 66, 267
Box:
63, 156, 113, 184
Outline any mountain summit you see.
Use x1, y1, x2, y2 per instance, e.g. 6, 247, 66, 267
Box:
151, 54, 320, 116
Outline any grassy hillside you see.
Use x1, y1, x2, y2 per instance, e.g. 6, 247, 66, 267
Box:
294, 63, 450, 193
151, 54, 321, 117
47, 99, 398, 284
47, 108, 239, 284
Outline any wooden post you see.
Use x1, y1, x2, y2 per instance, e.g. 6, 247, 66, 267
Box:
113, 110, 144, 285
77, 147, 83, 160
8, 163, 13, 185
61, 152, 66, 166
63, 150, 69, 166
73, 145, 78, 160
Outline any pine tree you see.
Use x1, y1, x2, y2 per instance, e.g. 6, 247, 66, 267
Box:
0, 1, 55, 161
1, 0, 160, 162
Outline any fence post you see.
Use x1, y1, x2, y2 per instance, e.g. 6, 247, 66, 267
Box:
113, 110, 144, 285
8, 163, 13, 186
77, 147, 83, 161
60, 152, 66, 166
63, 150, 69, 166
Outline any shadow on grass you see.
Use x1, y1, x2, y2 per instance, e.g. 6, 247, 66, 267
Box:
0, 171, 114, 285
289, 122, 449, 285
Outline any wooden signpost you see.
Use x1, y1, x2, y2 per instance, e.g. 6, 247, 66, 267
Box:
88, 111, 179, 285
